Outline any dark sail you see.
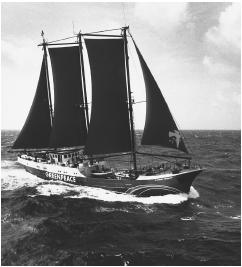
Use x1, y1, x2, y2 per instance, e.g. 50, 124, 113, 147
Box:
84, 38, 131, 155
12, 57, 51, 149
134, 42, 188, 153
48, 46, 87, 148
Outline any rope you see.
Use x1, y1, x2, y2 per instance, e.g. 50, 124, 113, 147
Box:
47, 35, 76, 44
83, 27, 123, 35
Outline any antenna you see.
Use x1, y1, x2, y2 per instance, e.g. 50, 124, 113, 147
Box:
72, 21, 77, 35
122, 3, 127, 26
41, 30, 45, 42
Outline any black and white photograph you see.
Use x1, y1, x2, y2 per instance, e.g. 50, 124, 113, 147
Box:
1, 1, 241, 266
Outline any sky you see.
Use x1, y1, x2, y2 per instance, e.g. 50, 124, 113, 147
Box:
1, 2, 241, 130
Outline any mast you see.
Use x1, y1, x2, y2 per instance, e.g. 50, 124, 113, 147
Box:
122, 26, 137, 173
41, 30, 53, 126
78, 32, 92, 162
78, 32, 89, 130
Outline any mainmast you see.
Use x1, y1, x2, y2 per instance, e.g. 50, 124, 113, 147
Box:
78, 32, 90, 130
41, 30, 53, 126
122, 26, 137, 174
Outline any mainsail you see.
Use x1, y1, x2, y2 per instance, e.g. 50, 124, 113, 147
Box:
133, 41, 188, 153
12, 57, 51, 149
48, 46, 87, 148
84, 38, 131, 155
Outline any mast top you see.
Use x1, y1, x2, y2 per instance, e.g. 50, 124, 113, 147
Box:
41, 30, 45, 42
122, 25, 129, 30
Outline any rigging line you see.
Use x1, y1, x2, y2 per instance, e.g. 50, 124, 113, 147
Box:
45, 35, 77, 44
137, 151, 191, 160
134, 100, 146, 104
39, 35, 132, 47
40, 28, 129, 46
144, 155, 180, 164
84, 100, 144, 105
38, 42, 78, 47
83, 27, 124, 35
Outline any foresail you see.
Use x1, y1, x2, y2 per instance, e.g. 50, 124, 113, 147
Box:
84, 38, 131, 155
133, 41, 188, 153
48, 46, 87, 148
12, 57, 51, 149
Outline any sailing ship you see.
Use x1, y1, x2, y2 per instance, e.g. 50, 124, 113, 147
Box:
11, 26, 203, 197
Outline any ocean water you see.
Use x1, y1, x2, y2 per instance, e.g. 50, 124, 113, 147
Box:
1, 130, 241, 266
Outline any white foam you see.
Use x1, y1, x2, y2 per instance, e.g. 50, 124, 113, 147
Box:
1, 160, 16, 168
35, 182, 193, 205
1, 168, 43, 191
229, 215, 241, 220
188, 186, 199, 199
180, 216, 195, 221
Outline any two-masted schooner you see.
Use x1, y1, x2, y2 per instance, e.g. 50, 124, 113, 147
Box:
11, 26, 203, 197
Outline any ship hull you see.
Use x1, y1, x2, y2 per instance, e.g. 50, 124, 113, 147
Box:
18, 157, 202, 197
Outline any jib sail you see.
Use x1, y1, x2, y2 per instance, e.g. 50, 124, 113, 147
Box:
133, 41, 188, 153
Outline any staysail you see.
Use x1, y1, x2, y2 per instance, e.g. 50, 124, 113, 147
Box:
12, 57, 51, 149
84, 38, 131, 155
133, 41, 188, 153
48, 46, 87, 148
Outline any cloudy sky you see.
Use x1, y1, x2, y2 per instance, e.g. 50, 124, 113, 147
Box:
2, 2, 241, 130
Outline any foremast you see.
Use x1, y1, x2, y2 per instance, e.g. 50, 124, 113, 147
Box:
122, 26, 137, 174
